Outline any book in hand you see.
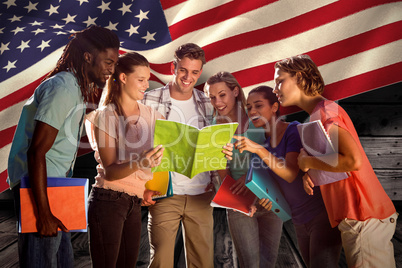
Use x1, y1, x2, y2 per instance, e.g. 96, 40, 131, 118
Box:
152, 119, 238, 178
245, 162, 292, 222
145, 171, 173, 200
297, 120, 349, 186
210, 175, 257, 216
19, 176, 88, 233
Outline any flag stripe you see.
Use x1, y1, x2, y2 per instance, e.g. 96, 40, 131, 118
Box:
225, 22, 402, 90
0, 76, 44, 113
168, 0, 276, 40
148, 0, 401, 76
324, 62, 402, 100
0, 126, 17, 150
160, 0, 187, 10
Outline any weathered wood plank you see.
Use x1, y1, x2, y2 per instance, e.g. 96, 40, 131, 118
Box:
71, 232, 91, 268
0, 241, 19, 268
376, 170, 402, 200
340, 105, 402, 136
361, 137, 402, 169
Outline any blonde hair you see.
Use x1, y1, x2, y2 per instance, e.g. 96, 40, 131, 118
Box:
204, 71, 247, 116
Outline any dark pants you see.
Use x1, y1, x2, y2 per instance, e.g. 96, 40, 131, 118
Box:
88, 187, 142, 268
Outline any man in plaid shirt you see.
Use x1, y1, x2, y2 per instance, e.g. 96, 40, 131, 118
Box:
142, 43, 219, 268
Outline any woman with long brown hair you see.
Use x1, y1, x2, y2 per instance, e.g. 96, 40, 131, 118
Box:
85, 52, 164, 267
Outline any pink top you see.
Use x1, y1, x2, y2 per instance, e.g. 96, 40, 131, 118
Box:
311, 100, 395, 227
85, 102, 163, 198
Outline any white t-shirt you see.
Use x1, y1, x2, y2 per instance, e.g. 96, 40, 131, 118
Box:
169, 97, 211, 195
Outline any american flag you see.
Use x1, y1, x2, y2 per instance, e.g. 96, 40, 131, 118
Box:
1, 0, 401, 193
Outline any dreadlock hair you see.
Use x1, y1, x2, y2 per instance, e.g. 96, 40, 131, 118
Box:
274, 54, 325, 96
204, 71, 247, 117
103, 52, 150, 118
248, 85, 280, 117
46, 25, 120, 103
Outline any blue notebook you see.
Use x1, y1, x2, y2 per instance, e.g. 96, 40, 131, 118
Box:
245, 161, 292, 222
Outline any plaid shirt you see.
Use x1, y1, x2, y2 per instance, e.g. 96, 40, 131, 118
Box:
141, 83, 221, 189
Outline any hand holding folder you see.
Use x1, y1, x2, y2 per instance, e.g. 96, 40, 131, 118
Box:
19, 177, 88, 233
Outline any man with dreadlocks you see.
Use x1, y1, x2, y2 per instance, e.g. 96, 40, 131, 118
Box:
7, 25, 119, 267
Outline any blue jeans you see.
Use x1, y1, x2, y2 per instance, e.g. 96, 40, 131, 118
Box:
227, 206, 283, 268
88, 187, 142, 268
294, 209, 342, 268
13, 184, 74, 268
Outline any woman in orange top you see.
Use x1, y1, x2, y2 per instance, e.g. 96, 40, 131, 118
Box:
273, 54, 397, 268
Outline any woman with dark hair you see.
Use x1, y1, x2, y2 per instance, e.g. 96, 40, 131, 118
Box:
234, 85, 342, 268
85, 52, 164, 267
204, 72, 283, 267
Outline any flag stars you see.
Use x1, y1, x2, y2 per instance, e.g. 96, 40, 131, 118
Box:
76, 0, 89, 6
8, 15, 23, 23
136, 9, 149, 23
118, 3, 132, 16
3, 60, 17, 73
83, 16, 97, 27
54, 31, 67, 35
29, 21, 44, 26
45, 4, 59, 16
37, 40, 51, 51
11, 26, 25, 35
0, 27, 4, 34
0, 42, 10, 55
17, 40, 30, 52
97, 1, 111, 13
32, 28, 46, 35
24, 1, 38, 13
126, 24, 139, 37
142, 31, 156, 44
62, 14, 77, 24
105, 21, 118, 31
50, 24, 64, 29
3, 0, 17, 9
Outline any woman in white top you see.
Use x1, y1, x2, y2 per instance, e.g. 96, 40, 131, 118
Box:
85, 52, 164, 267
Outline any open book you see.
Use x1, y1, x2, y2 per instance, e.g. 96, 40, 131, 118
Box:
19, 176, 88, 233
210, 175, 257, 216
245, 161, 292, 222
152, 119, 238, 178
145, 171, 173, 200
297, 120, 349, 186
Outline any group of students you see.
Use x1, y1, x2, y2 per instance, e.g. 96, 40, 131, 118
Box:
7, 25, 397, 268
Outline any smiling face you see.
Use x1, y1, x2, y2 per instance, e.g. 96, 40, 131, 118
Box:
208, 82, 239, 119
170, 57, 203, 100
86, 48, 119, 88
246, 92, 278, 128
120, 65, 151, 101
273, 68, 302, 107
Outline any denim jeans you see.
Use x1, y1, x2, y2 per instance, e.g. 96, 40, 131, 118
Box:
227, 206, 283, 268
88, 187, 142, 268
294, 209, 342, 268
13, 184, 74, 268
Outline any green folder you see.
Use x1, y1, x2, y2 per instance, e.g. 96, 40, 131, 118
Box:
152, 119, 238, 178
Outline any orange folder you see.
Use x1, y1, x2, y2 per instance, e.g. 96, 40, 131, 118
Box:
19, 177, 88, 233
